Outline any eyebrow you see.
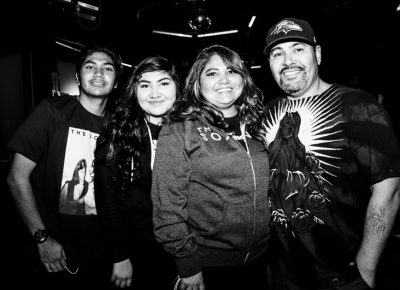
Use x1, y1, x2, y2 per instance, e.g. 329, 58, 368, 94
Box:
83, 60, 115, 67
275, 42, 308, 50
203, 66, 218, 73
139, 77, 172, 83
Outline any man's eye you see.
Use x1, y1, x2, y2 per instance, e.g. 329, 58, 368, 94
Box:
271, 52, 282, 59
104, 67, 114, 72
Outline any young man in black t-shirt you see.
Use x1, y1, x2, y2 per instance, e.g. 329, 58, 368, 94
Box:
7, 45, 122, 290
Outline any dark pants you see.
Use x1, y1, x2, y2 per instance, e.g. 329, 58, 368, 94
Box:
375, 235, 400, 290
33, 261, 114, 290
202, 254, 268, 290
125, 240, 178, 290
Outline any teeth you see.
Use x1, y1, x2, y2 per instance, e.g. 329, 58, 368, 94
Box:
283, 70, 301, 77
217, 88, 231, 92
91, 82, 105, 86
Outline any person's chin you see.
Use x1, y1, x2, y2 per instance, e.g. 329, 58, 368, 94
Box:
218, 99, 236, 107
89, 88, 113, 97
149, 110, 168, 118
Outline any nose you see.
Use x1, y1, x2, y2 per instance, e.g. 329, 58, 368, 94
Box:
282, 53, 294, 66
94, 67, 103, 77
218, 73, 230, 85
150, 87, 161, 99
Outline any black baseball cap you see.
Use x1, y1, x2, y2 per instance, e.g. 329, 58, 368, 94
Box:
263, 18, 317, 55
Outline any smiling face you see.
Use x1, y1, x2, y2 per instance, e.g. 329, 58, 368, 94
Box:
269, 41, 321, 98
200, 54, 243, 117
78, 51, 118, 100
136, 71, 177, 124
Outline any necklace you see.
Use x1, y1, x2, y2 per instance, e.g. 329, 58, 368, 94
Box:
144, 118, 159, 170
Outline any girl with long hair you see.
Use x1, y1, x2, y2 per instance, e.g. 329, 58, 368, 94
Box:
94, 56, 181, 289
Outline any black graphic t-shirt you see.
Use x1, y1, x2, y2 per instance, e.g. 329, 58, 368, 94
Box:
262, 84, 400, 286
8, 94, 105, 267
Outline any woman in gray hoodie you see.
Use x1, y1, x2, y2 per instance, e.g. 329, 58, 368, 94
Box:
151, 44, 270, 290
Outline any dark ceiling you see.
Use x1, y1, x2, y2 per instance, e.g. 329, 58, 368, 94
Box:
1, 0, 400, 100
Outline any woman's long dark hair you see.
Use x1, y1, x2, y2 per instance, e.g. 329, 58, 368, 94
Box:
98, 56, 181, 194
170, 44, 264, 139
71, 159, 87, 184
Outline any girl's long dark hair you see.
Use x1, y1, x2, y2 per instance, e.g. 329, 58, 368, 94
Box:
97, 56, 181, 195
170, 44, 265, 139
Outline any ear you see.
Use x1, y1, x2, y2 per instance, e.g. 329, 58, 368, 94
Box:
315, 45, 322, 66
75, 73, 80, 85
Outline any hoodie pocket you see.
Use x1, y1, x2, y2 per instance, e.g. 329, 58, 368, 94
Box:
197, 203, 254, 249
254, 198, 271, 238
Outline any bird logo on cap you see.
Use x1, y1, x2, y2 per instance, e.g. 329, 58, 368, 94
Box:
270, 20, 302, 36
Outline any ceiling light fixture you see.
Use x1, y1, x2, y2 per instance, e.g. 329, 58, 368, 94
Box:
55, 41, 80, 51
248, 16, 256, 28
197, 29, 238, 38
139, 1, 241, 38
54, 40, 132, 67
152, 30, 194, 38
121, 63, 133, 68
77, 1, 99, 11
187, 7, 212, 32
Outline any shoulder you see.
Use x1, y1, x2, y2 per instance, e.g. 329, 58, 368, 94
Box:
334, 84, 384, 120
160, 117, 204, 137
47, 94, 79, 112
33, 94, 79, 119
333, 84, 377, 106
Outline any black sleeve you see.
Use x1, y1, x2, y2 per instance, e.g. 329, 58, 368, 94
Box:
344, 91, 400, 184
7, 99, 54, 163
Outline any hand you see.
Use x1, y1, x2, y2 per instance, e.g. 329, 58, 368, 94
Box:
111, 259, 133, 288
37, 237, 67, 272
179, 272, 205, 290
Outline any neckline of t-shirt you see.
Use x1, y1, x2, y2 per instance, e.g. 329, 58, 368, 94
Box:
287, 84, 337, 101
74, 96, 105, 120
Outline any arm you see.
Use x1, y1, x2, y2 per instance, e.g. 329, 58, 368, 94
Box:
7, 153, 67, 272
94, 143, 132, 286
356, 177, 400, 288
151, 124, 202, 281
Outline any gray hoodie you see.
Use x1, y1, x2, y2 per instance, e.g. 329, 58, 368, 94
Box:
151, 116, 270, 278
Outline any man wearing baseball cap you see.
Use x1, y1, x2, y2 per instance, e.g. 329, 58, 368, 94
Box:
262, 18, 400, 289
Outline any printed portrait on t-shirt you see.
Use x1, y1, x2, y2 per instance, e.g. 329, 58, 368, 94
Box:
59, 127, 98, 215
